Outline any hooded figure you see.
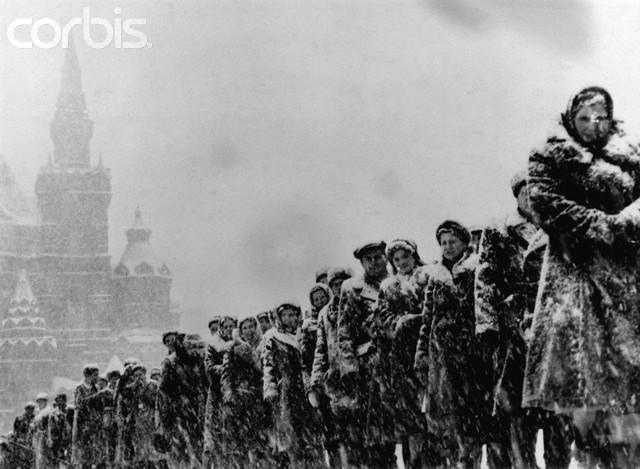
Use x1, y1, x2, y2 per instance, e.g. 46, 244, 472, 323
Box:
300, 283, 332, 390
523, 87, 640, 466
262, 302, 324, 468
414, 221, 491, 468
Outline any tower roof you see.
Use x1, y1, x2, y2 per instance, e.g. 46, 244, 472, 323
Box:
115, 208, 171, 277
7, 270, 39, 318
49, 35, 94, 169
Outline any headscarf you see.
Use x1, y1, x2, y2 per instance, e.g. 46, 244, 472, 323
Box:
275, 302, 301, 334
308, 283, 331, 310
561, 86, 615, 149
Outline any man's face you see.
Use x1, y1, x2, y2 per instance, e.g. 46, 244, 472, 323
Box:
88, 370, 99, 385
208, 322, 219, 336
36, 399, 47, 410
25, 408, 34, 418
55, 398, 66, 412
133, 369, 146, 384
310, 290, 329, 310
97, 380, 107, 391
163, 334, 178, 353
361, 249, 387, 279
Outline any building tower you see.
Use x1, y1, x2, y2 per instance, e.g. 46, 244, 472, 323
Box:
112, 208, 173, 332
34, 37, 112, 329
0, 270, 57, 427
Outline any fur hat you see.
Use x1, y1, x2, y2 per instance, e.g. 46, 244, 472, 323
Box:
256, 311, 271, 321
315, 267, 329, 283
35, 393, 48, 402
510, 170, 528, 198
327, 266, 353, 285
207, 316, 220, 329
239, 316, 258, 330
82, 364, 99, 377
353, 241, 387, 260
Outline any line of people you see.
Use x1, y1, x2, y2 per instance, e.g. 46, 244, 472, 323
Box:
3, 85, 640, 469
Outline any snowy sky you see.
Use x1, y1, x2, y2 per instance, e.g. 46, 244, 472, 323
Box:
1, 0, 640, 332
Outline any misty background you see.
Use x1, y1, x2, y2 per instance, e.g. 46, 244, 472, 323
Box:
0, 0, 639, 333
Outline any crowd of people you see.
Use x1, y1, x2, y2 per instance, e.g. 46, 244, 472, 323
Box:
2, 85, 640, 469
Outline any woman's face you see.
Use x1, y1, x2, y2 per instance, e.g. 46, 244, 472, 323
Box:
220, 319, 234, 340
574, 102, 610, 145
439, 232, 466, 261
280, 308, 298, 329
241, 320, 257, 341
310, 290, 329, 310
391, 248, 416, 275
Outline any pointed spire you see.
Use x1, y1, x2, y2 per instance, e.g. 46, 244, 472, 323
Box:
12, 270, 36, 305
49, 32, 93, 168
126, 207, 151, 243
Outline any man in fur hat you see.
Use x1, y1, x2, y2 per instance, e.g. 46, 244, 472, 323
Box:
337, 241, 397, 468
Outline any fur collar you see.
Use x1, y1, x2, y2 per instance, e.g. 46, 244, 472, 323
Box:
544, 121, 640, 170
263, 328, 300, 350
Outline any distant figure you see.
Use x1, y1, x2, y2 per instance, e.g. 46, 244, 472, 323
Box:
257, 311, 273, 335
208, 316, 220, 337
72, 364, 108, 469
12, 402, 36, 469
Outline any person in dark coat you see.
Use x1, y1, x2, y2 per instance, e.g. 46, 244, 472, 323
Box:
72, 364, 109, 469
414, 221, 491, 468
474, 171, 544, 469
12, 402, 36, 469
308, 267, 352, 468
262, 302, 324, 468
41, 394, 72, 469
203, 316, 236, 468
300, 283, 331, 391
337, 241, 398, 469
379, 238, 428, 469
523, 86, 640, 468
218, 316, 269, 468
156, 333, 207, 468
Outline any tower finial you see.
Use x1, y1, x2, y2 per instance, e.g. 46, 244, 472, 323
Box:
49, 35, 93, 168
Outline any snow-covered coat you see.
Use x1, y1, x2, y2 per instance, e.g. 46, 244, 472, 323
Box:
261, 324, 323, 461
46, 406, 71, 467
219, 338, 269, 458
523, 121, 640, 413
474, 212, 538, 415
157, 342, 207, 465
204, 331, 233, 457
377, 272, 425, 440
336, 273, 396, 447
414, 252, 492, 439
71, 383, 106, 465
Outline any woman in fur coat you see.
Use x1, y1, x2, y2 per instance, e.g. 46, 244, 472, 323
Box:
262, 302, 323, 468
378, 239, 427, 469
523, 86, 640, 467
203, 315, 236, 468
219, 316, 270, 468
414, 221, 491, 469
